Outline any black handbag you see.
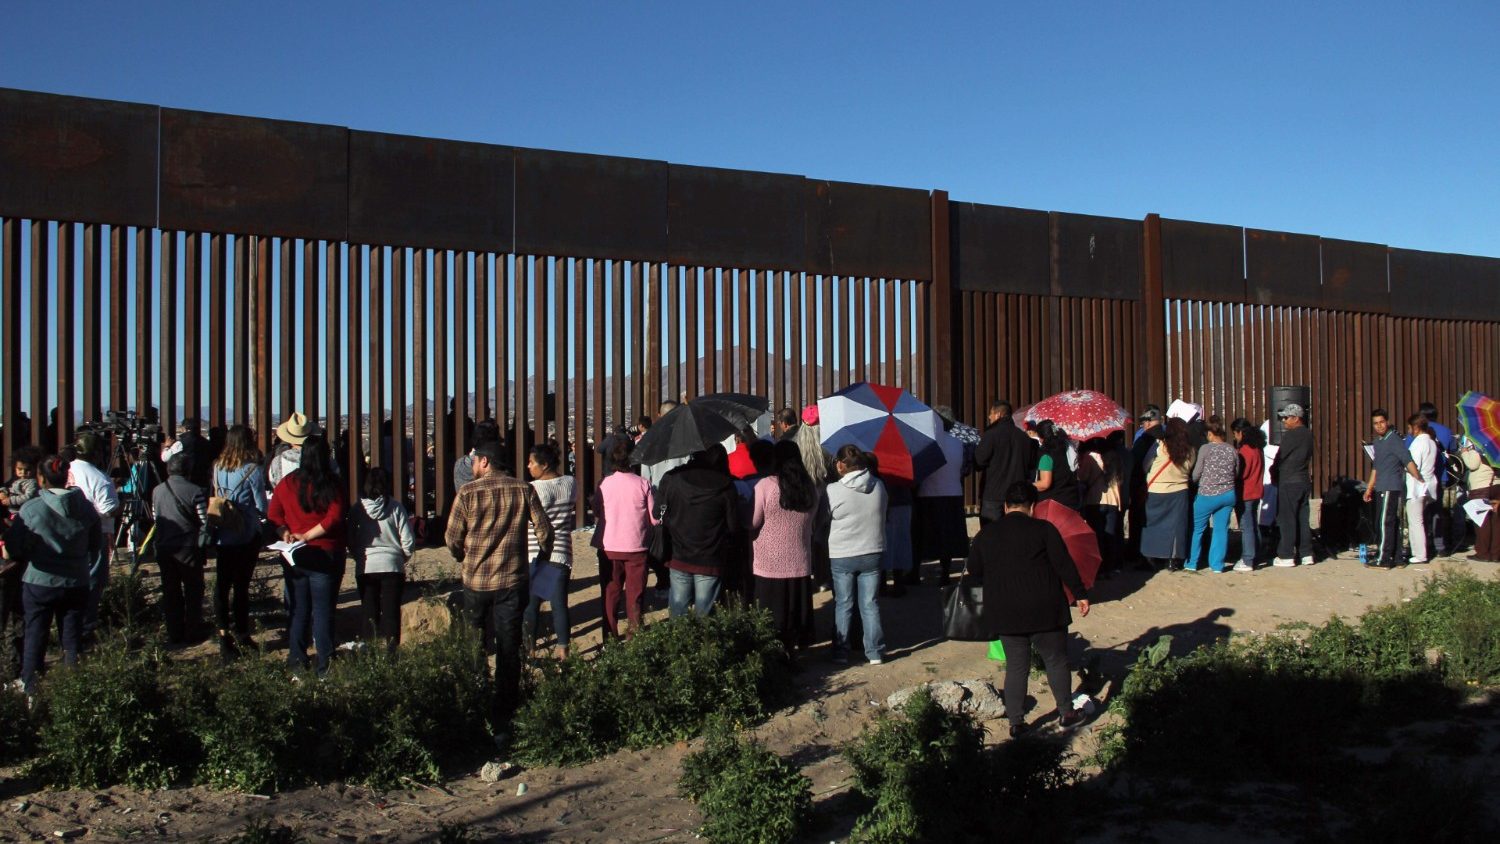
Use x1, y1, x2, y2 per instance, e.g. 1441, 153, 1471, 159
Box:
941, 571, 987, 642
648, 505, 672, 563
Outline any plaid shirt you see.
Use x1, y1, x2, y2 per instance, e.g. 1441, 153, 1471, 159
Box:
445, 470, 554, 592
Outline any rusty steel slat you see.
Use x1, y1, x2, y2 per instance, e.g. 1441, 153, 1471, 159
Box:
831, 277, 845, 388
302, 240, 318, 422
611, 261, 626, 422
666, 264, 681, 406
496, 256, 510, 433
208, 233, 226, 429
232, 236, 249, 425
591, 261, 606, 457
134, 228, 154, 424
108, 226, 127, 413
81, 224, 102, 422
412, 251, 428, 519
754, 270, 769, 403
801, 274, 816, 404
389, 248, 407, 506
631, 262, 646, 420
182, 232, 201, 426
1199, 300, 1212, 415
157, 230, 178, 439
323, 241, 341, 454
434, 252, 451, 514
854, 278, 868, 385
960, 292, 974, 420
368, 246, 385, 467
276, 239, 294, 420
532, 256, 549, 458
683, 266, 699, 399
790, 273, 804, 407
453, 252, 470, 456
913, 281, 926, 400
252, 237, 271, 453
2, 219, 21, 467
511, 255, 528, 479
703, 267, 721, 394
819, 275, 834, 397
1058, 296, 1073, 391
572, 258, 587, 522
720, 268, 734, 392
552, 256, 568, 460
647, 262, 664, 413
883, 278, 897, 387
474, 254, 489, 422
54, 223, 75, 449
346, 244, 364, 501
734, 269, 750, 395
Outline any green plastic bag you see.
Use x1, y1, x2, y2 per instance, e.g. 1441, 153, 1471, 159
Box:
986, 640, 1006, 662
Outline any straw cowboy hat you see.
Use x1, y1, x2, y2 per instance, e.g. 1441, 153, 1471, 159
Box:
275, 412, 314, 446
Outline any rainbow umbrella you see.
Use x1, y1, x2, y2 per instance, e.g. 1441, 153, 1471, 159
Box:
818, 382, 943, 487
1456, 392, 1500, 464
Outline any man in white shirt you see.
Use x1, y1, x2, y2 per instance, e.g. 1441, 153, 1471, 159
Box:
67, 433, 121, 639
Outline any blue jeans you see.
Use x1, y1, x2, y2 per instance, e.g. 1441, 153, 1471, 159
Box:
831, 553, 885, 662
523, 559, 571, 648
1239, 499, 1261, 564
284, 552, 343, 675
668, 569, 721, 617
1187, 490, 1236, 571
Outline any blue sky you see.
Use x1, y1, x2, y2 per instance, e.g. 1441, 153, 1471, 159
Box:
4, 1, 1498, 420
6, 1, 1498, 254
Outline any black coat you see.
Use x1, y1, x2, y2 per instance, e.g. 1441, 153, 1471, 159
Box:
659, 464, 740, 572
973, 417, 1037, 504
962, 511, 1087, 637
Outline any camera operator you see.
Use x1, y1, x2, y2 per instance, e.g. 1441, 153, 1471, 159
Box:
63, 432, 120, 641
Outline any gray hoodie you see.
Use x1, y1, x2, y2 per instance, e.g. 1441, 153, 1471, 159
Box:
824, 469, 888, 559
6, 487, 100, 588
348, 495, 416, 575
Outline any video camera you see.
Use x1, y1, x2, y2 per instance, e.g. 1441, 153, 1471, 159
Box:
77, 410, 162, 449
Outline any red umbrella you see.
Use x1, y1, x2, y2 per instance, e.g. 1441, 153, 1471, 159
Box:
1022, 389, 1131, 441
1033, 499, 1101, 602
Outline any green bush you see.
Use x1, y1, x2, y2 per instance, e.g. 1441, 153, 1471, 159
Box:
98, 569, 161, 640
513, 604, 793, 767
27, 644, 188, 789
679, 720, 811, 844
185, 656, 312, 792
0, 682, 35, 765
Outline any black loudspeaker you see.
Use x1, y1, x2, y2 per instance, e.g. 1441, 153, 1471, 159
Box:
1267, 385, 1310, 445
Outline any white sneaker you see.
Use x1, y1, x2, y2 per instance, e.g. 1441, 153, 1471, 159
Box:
1272, 558, 1297, 567
868, 658, 884, 666
1299, 556, 1316, 566
1409, 558, 1428, 564
1233, 561, 1254, 572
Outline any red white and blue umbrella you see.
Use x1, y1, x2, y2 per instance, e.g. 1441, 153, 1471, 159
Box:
1022, 389, 1131, 441
818, 382, 943, 487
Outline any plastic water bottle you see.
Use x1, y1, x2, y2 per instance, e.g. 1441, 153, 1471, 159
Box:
1358, 543, 1368, 565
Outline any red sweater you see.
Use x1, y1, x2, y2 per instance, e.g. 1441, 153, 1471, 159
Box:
1237, 443, 1265, 501
267, 475, 347, 556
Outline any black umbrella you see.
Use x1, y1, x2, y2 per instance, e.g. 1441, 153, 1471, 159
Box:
630, 393, 770, 466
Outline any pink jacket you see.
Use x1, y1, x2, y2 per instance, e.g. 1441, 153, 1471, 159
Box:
591, 471, 658, 553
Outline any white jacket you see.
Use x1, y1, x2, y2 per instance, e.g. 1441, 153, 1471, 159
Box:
1407, 435, 1439, 501
825, 469, 888, 558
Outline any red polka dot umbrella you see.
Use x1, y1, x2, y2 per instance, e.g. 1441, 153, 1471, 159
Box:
1021, 389, 1130, 441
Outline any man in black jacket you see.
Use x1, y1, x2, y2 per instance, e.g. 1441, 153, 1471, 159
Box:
972, 401, 1037, 524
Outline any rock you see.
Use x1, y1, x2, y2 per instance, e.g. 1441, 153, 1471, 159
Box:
402, 597, 455, 643
886, 679, 1007, 719
480, 762, 512, 783
515, 782, 528, 797
53, 830, 86, 840
11, 801, 28, 813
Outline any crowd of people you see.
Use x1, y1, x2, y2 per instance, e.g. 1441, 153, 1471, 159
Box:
2, 391, 1497, 741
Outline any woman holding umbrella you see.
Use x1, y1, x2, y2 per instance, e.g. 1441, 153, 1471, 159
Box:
963, 481, 1090, 737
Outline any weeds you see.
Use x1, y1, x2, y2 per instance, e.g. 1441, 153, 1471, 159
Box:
678, 719, 811, 844
513, 604, 793, 767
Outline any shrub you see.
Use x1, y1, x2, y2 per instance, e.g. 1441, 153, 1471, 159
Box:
98, 569, 161, 640
842, 687, 990, 843
513, 604, 793, 767
679, 720, 811, 844
183, 656, 313, 792
0, 682, 35, 765
27, 644, 188, 789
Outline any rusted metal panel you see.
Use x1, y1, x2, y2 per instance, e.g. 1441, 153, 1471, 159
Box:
412, 251, 429, 519
183, 233, 201, 425
611, 261, 626, 423
348, 130, 512, 253
474, 255, 490, 422
951, 202, 1050, 295
1390, 248, 1500, 322
208, 233, 226, 429
1160, 218, 1245, 302
158, 231, 177, 437
812, 180, 932, 281
278, 239, 294, 418
82, 224, 102, 421
234, 236, 249, 425
109, 226, 127, 414
302, 240, 319, 421
390, 248, 408, 504
667, 164, 806, 270
252, 237, 272, 453
572, 258, 587, 523
2, 219, 17, 466
1245, 228, 1321, 308
0, 89, 158, 227
369, 246, 386, 466
29, 222, 47, 447
136, 228, 155, 428
1321, 238, 1389, 314
433, 253, 451, 513
56, 224, 75, 447
160, 108, 347, 239
346, 245, 364, 502
1142, 215, 1167, 405
323, 241, 341, 451
453, 252, 470, 456
515, 148, 667, 260
1050, 212, 1142, 300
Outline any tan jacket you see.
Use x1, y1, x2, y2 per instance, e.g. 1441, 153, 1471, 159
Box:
1146, 446, 1194, 494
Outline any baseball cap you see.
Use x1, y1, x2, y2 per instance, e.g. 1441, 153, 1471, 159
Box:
1137, 408, 1162, 423
1277, 403, 1305, 419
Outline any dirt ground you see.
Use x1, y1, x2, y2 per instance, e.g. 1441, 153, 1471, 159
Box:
2, 526, 1498, 843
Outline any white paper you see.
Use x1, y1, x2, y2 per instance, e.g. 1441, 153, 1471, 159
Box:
1363, 444, 1376, 462
1166, 399, 1202, 423
267, 539, 307, 565
1463, 499, 1491, 527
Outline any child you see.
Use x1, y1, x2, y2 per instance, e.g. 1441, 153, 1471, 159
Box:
0, 447, 41, 517
347, 466, 415, 653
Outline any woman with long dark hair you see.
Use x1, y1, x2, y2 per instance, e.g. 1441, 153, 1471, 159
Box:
267, 434, 346, 675
1139, 417, 1196, 570
1076, 434, 1125, 576
1230, 418, 1265, 570
1032, 420, 1081, 510
750, 440, 821, 652
212, 425, 266, 660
